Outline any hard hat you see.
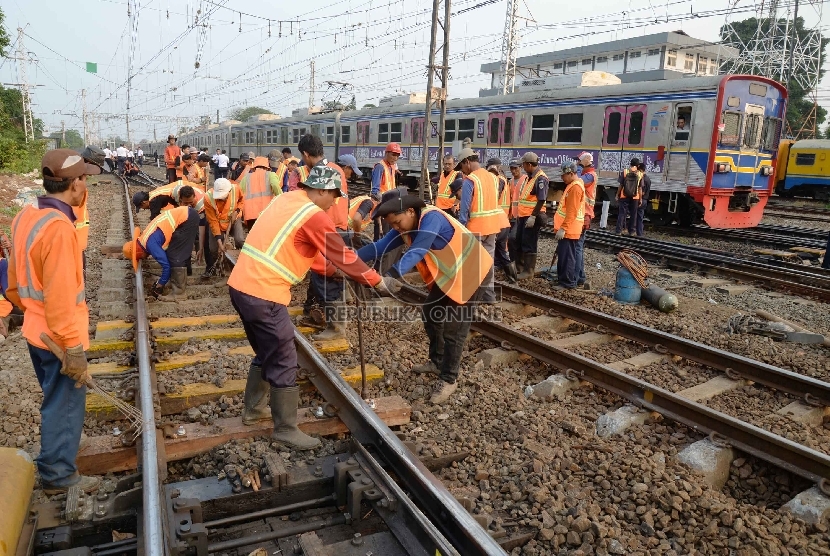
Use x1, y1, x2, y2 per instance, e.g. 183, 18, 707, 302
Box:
577, 151, 593, 164
121, 226, 142, 272
213, 178, 232, 200
252, 156, 270, 169
385, 142, 402, 155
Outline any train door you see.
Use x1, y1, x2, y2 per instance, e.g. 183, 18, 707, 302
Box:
740, 104, 765, 188
486, 111, 516, 150
664, 103, 695, 183
356, 121, 370, 162
601, 105, 646, 176
410, 117, 425, 164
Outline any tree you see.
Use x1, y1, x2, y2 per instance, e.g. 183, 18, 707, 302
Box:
0, 8, 11, 58
199, 115, 212, 126
228, 106, 273, 121
49, 129, 84, 149
362, 103, 377, 109
720, 17, 828, 136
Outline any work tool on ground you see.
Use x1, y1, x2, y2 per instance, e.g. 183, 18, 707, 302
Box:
345, 278, 371, 402
727, 314, 825, 344
540, 238, 558, 281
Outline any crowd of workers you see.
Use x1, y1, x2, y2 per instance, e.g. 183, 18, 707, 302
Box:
0, 130, 659, 496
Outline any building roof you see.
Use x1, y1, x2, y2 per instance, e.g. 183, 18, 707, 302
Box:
480, 31, 739, 73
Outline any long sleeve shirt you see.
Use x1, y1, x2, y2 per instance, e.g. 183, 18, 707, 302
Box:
370, 164, 385, 197
356, 210, 454, 278
150, 194, 175, 219
165, 145, 181, 169
0, 257, 8, 294
458, 177, 476, 226
529, 170, 549, 216
143, 229, 172, 284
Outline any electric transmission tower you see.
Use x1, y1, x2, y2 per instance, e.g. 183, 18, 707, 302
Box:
721, 0, 824, 138
499, 0, 520, 95
15, 28, 35, 143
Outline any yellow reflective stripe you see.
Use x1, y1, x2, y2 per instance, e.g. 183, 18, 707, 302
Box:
265, 202, 316, 258
240, 244, 304, 283
16, 210, 62, 301
468, 173, 502, 219
241, 202, 317, 284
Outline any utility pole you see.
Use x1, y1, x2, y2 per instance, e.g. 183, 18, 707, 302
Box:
16, 28, 35, 142
309, 60, 316, 112
216, 109, 219, 124
499, 0, 520, 95
81, 89, 89, 147
419, 0, 450, 201
61, 120, 66, 147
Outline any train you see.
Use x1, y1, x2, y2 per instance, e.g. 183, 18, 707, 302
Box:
774, 139, 830, 200
145, 73, 788, 229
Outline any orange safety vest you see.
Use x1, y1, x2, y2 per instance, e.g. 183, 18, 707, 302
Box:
581, 167, 597, 221
165, 145, 181, 169
205, 183, 242, 232
619, 170, 642, 200
10, 206, 89, 350
434, 170, 459, 210
240, 168, 280, 221
553, 178, 586, 240
518, 170, 547, 218
150, 181, 205, 212
139, 206, 192, 250
298, 162, 349, 230
508, 175, 527, 219
464, 168, 510, 236
273, 163, 289, 192
374, 159, 396, 194
403, 206, 492, 304
348, 195, 377, 231
228, 190, 323, 306
73, 189, 90, 251
497, 175, 511, 217
184, 163, 205, 184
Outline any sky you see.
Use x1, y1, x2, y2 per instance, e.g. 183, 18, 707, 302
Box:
1, 0, 827, 144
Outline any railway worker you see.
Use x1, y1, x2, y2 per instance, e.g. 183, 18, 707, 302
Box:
5, 149, 101, 494
165, 135, 182, 183
205, 177, 246, 260
296, 135, 351, 341
575, 152, 597, 287
103, 146, 114, 173
512, 152, 549, 280
133, 182, 203, 219
230, 152, 251, 182
552, 161, 585, 290
267, 149, 282, 172
284, 158, 301, 192
432, 154, 462, 216
240, 156, 281, 228
136, 146, 144, 166
487, 158, 518, 283
616, 157, 643, 236
122, 206, 200, 300
507, 159, 527, 263
229, 166, 400, 448
356, 189, 491, 405
115, 143, 128, 175
371, 142, 401, 202
636, 162, 651, 238
281, 147, 293, 164
215, 149, 230, 180
456, 149, 510, 304
186, 153, 211, 187
0, 233, 22, 341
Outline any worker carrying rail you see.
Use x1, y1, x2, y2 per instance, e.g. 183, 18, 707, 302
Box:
6, 149, 101, 494
355, 189, 492, 405
239, 156, 282, 228
227, 166, 401, 450
122, 206, 201, 300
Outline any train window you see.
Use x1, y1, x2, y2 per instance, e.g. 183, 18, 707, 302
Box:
280, 128, 289, 144
390, 122, 402, 143
265, 130, 272, 143
232, 132, 237, 142
719, 112, 741, 146
293, 128, 301, 143
341, 125, 351, 143
675, 107, 692, 141
489, 118, 500, 144
795, 153, 816, 166
553, 63, 563, 70
749, 83, 768, 97
357, 122, 370, 144
326, 127, 335, 143
742, 114, 762, 149
727, 96, 741, 107
760, 117, 781, 151
606, 112, 622, 145
627, 111, 644, 145
530, 115, 555, 144
581, 58, 592, 66
445, 119, 456, 142
556, 113, 583, 144
310, 125, 321, 138
596, 56, 608, 63
412, 120, 422, 145
457, 119, 475, 142
504, 116, 514, 144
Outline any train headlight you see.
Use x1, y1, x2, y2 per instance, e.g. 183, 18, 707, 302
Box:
759, 166, 772, 176
716, 163, 731, 173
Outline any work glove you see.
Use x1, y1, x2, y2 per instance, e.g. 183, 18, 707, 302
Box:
555, 228, 566, 240
39, 333, 89, 388
151, 281, 165, 298
351, 216, 364, 233
525, 215, 536, 229
375, 275, 402, 296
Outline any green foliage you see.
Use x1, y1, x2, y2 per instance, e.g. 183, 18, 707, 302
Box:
49, 129, 84, 149
228, 106, 274, 121
362, 103, 377, 109
0, 8, 10, 58
0, 83, 47, 172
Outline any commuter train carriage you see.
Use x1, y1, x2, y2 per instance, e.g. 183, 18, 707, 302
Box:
774, 139, 830, 200
178, 74, 787, 229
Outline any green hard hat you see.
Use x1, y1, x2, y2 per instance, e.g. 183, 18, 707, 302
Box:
301, 165, 343, 196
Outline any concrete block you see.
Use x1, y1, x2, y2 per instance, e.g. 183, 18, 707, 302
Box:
608, 351, 668, 371
477, 348, 519, 368
782, 487, 830, 525
525, 374, 581, 401
689, 278, 732, 288
677, 376, 743, 402
595, 404, 647, 437
549, 332, 612, 349
658, 271, 688, 280
98, 302, 132, 320
516, 315, 572, 332
102, 259, 129, 273
676, 439, 734, 489
97, 288, 128, 303
101, 279, 130, 290
497, 301, 525, 314
777, 401, 830, 426
148, 298, 232, 318
715, 285, 753, 295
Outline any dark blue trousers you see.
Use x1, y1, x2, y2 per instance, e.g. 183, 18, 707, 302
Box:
556, 238, 579, 289
823, 231, 830, 270
29, 343, 86, 487
575, 230, 587, 284
616, 198, 638, 234
494, 227, 511, 268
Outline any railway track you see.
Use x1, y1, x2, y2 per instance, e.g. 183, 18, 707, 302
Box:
397, 281, 830, 495
21, 175, 509, 556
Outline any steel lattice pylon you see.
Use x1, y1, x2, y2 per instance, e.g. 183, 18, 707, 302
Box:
499, 0, 520, 95
721, 0, 824, 138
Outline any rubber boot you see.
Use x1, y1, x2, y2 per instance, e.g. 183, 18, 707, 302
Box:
517, 253, 537, 280
170, 267, 187, 299
504, 262, 519, 284
242, 364, 270, 425
270, 386, 321, 450
312, 321, 346, 341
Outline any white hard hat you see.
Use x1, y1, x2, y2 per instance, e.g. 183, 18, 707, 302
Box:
213, 178, 232, 200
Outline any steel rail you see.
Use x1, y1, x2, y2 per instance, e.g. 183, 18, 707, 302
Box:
295, 331, 508, 556
397, 285, 830, 485
496, 282, 830, 406
121, 177, 165, 556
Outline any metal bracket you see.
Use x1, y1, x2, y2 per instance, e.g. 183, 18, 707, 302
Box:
167, 496, 208, 556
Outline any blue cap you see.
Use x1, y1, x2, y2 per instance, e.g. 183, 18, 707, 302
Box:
560, 160, 578, 175
336, 154, 362, 177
